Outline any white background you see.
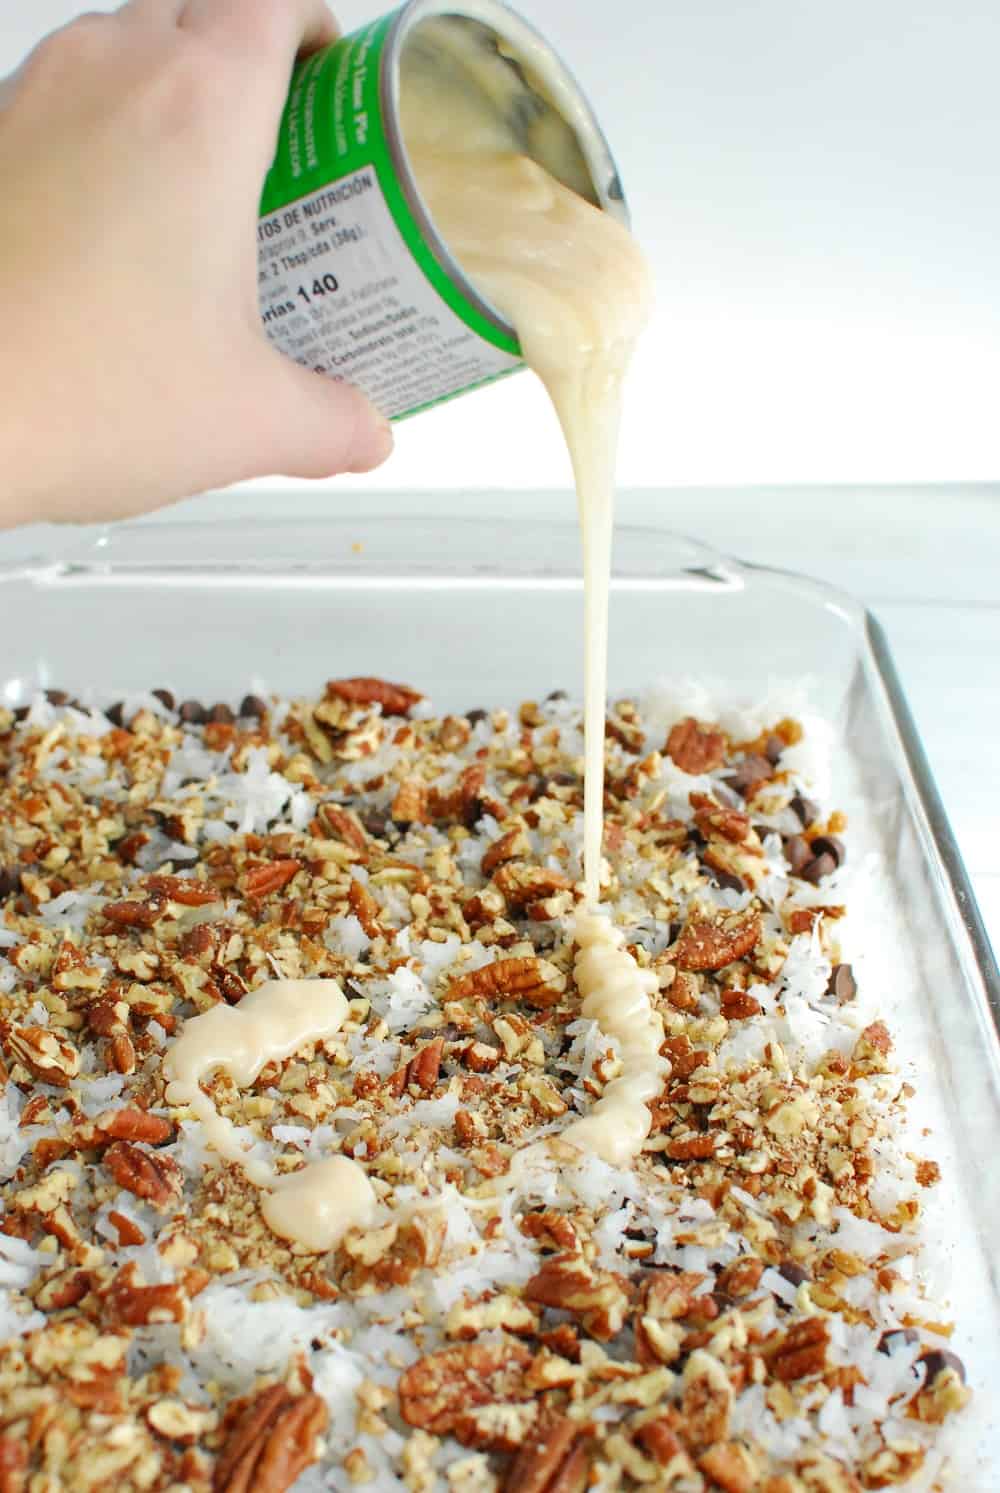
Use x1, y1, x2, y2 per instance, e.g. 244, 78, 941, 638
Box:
3, 0, 999, 491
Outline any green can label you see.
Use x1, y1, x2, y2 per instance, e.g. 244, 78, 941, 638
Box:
258, 14, 523, 420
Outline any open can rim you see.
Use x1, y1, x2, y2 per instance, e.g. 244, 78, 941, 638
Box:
379, 0, 631, 343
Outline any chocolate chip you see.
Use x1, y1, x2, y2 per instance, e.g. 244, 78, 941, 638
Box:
702, 860, 744, 893
465, 708, 488, 726
0, 866, 23, 899
877, 1327, 919, 1356
783, 834, 814, 874
789, 794, 819, 828
801, 851, 837, 884
778, 1261, 809, 1287
13, 706, 29, 723
208, 703, 235, 725
359, 808, 391, 839
45, 689, 69, 706
152, 688, 176, 712
546, 689, 568, 701
919, 1348, 966, 1384
240, 694, 267, 719
827, 962, 857, 1004
725, 755, 773, 797
105, 702, 126, 728
764, 733, 785, 765
809, 834, 845, 868
179, 700, 207, 725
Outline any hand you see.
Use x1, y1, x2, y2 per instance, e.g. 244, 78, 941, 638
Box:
0, 0, 393, 527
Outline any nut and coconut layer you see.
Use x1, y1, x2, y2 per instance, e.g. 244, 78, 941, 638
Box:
0, 682, 970, 1492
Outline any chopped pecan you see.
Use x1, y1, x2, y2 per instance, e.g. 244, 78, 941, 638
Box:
482, 828, 529, 876
243, 859, 302, 898
102, 894, 167, 928
673, 910, 761, 971
0, 1438, 28, 1491
398, 1338, 534, 1439
439, 714, 472, 751
429, 763, 488, 824
523, 1255, 629, 1341
34, 1266, 92, 1313
721, 990, 762, 1021
492, 863, 573, 911
448, 956, 566, 1009
665, 1133, 718, 1161
326, 677, 423, 716
144, 874, 219, 906
109, 1030, 138, 1075
5, 1025, 80, 1087
106, 1263, 186, 1326
681, 1349, 733, 1446
95, 1108, 173, 1145
392, 776, 430, 824
501, 1415, 590, 1493
717, 1256, 765, 1298
348, 878, 382, 938
388, 1038, 444, 1097
698, 1442, 760, 1493
104, 1142, 183, 1210
691, 798, 752, 844
520, 1211, 579, 1254
665, 718, 726, 774
315, 801, 369, 853
769, 1317, 829, 1382
214, 1384, 329, 1493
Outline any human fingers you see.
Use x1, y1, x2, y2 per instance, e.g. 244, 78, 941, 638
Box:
178, 0, 338, 59
244, 346, 394, 480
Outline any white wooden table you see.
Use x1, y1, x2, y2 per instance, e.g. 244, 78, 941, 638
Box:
5, 483, 998, 955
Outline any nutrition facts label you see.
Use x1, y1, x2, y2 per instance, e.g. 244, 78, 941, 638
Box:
257, 166, 522, 419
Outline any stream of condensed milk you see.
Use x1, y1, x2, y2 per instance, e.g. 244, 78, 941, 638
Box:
162, 29, 664, 1249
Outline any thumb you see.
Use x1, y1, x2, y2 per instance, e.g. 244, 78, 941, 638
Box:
254, 349, 395, 479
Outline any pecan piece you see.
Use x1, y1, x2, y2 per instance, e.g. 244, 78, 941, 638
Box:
698, 1442, 760, 1493
5, 1025, 80, 1087
325, 676, 423, 716
104, 1142, 183, 1210
673, 910, 761, 972
107, 1264, 186, 1326
665, 718, 726, 774
347, 878, 382, 938
316, 802, 369, 854
144, 874, 219, 906
448, 956, 566, 1009
502, 1415, 590, 1493
492, 863, 573, 911
524, 1255, 629, 1341
388, 1038, 444, 1097
102, 894, 167, 928
0, 1438, 28, 1492
691, 798, 752, 844
214, 1385, 329, 1493
391, 776, 430, 824
482, 828, 529, 876
95, 1108, 173, 1145
398, 1338, 534, 1438
681, 1349, 733, 1447
769, 1317, 829, 1382
717, 1256, 765, 1298
243, 859, 302, 898
721, 990, 762, 1021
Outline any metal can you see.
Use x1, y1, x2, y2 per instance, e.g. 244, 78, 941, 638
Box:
258, 0, 629, 420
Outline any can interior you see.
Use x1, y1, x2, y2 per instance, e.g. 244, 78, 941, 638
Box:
384, 0, 629, 341
399, 12, 617, 214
